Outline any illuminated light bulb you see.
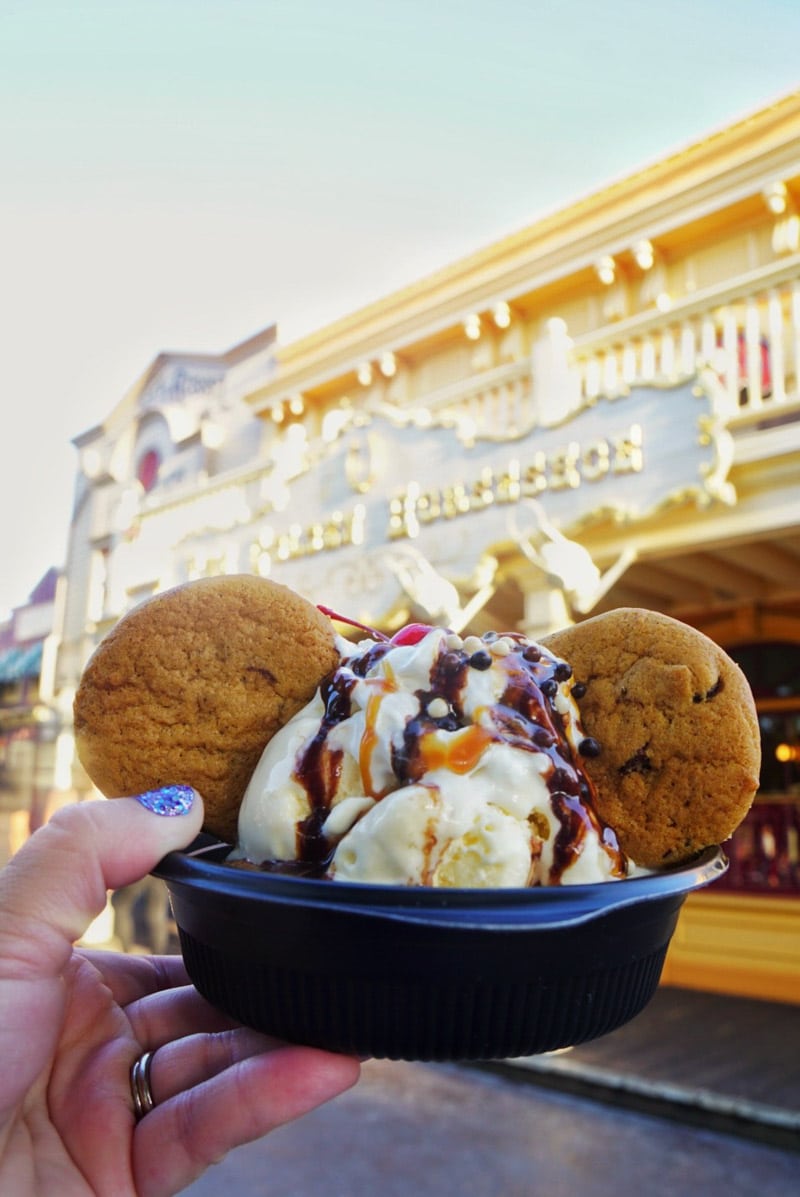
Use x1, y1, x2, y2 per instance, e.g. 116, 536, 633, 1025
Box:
776, 742, 798, 763
763, 181, 788, 215
633, 239, 655, 270
464, 313, 481, 340
380, 352, 396, 378
493, 301, 512, 329
357, 362, 373, 386
595, 255, 616, 286
655, 291, 673, 312
271, 404, 285, 424
288, 394, 305, 416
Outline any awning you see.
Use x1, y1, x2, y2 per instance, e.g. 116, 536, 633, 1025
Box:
0, 642, 44, 683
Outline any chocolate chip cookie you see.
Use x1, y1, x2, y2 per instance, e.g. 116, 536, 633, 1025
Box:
542, 607, 760, 867
74, 574, 340, 843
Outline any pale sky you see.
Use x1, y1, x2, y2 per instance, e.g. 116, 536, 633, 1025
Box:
2, 0, 799, 618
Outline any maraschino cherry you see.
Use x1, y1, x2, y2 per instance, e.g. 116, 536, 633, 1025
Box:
317, 606, 433, 646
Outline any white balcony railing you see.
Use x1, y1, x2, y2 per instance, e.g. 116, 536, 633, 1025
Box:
98, 255, 800, 581
409, 254, 800, 438
571, 254, 800, 425
403, 358, 537, 440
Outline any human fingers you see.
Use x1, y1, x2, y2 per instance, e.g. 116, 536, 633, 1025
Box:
0, 788, 203, 982
125, 982, 253, 1048
77, 948, 191, 1007
134, 1046, 360, 1197
0, 788, 203, 1117
136, 1027, 287, 1105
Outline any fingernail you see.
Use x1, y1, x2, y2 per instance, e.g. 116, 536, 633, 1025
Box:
135, 784, 196, 816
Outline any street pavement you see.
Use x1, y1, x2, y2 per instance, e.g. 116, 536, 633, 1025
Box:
172, 983, 800, 1195
182, 1053, 797, 1197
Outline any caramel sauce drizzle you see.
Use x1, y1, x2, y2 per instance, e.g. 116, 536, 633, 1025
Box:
265, 630, 627, 883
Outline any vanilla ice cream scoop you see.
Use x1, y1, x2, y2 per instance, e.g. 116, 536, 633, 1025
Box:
233, 624, 633, 886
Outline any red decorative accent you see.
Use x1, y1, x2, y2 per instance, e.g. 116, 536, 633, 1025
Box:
390, 623, 433, 646
317, 606, 389, 641
136, 448, 161, 493
715, 331, 772, 400
715, 802, 800, 894
736, 332, 772, 393
317, 609, 434, 646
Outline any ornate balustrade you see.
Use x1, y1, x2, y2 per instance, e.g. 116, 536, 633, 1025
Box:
571, 254, 800, 425
404, 358, 536, 440
406, 255, 800, 438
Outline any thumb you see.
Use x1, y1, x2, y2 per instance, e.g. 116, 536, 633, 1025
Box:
0, 787, 203, 976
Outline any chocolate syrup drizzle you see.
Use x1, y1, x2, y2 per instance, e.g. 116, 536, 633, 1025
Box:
263, 631, 625, 884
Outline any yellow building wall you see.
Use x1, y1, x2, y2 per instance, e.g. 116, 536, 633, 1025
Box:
662, 893, 800, 1004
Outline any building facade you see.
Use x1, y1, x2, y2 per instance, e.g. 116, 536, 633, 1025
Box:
0, 568, 64, 865
55, 93, 800, 1000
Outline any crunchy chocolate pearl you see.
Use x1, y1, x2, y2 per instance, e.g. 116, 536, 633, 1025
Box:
579, 736, 602, 758
469, 650, 493, 670
572, 682, 587, 699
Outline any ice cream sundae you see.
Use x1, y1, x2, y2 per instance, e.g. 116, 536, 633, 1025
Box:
233, 623, 629, 886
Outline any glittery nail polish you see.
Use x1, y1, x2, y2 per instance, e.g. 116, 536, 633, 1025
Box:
135, 784, 196, 816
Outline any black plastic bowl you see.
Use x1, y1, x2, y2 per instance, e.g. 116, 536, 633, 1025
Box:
153, 838, 726, 1061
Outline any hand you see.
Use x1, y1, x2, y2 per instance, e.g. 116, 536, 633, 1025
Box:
0, 789, 360, 1196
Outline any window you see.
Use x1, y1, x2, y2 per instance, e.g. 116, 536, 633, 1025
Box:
717, 642, 800, 892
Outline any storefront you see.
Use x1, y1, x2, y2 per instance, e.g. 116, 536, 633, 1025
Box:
0, 569, 61, 866
238, 92, 800, 1003
58, 93, 800, 1000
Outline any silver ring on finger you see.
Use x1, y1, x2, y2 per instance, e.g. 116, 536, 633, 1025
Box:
130, 1049, 157, 1121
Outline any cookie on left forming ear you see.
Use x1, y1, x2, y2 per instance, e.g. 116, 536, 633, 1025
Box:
73, 575, 340, 844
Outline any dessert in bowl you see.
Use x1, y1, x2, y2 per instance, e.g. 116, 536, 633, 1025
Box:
153, 835, 726, 1060
74, 577, 759, 1060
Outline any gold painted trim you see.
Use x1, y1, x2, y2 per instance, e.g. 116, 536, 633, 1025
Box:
247, 92, 800, 405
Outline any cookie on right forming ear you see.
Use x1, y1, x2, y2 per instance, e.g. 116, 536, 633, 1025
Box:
542, 607, 761, 868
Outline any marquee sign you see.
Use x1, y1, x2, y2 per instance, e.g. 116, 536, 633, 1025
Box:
258, 369, 732, 614
125, 367, 735, 627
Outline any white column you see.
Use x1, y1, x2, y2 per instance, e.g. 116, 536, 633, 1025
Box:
767, 289, 785, 404
680, 323, 696, 375
744, 297, 763, 409
791, 280, 800, 397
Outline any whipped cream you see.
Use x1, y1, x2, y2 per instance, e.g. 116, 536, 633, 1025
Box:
234, 626, 631, 886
